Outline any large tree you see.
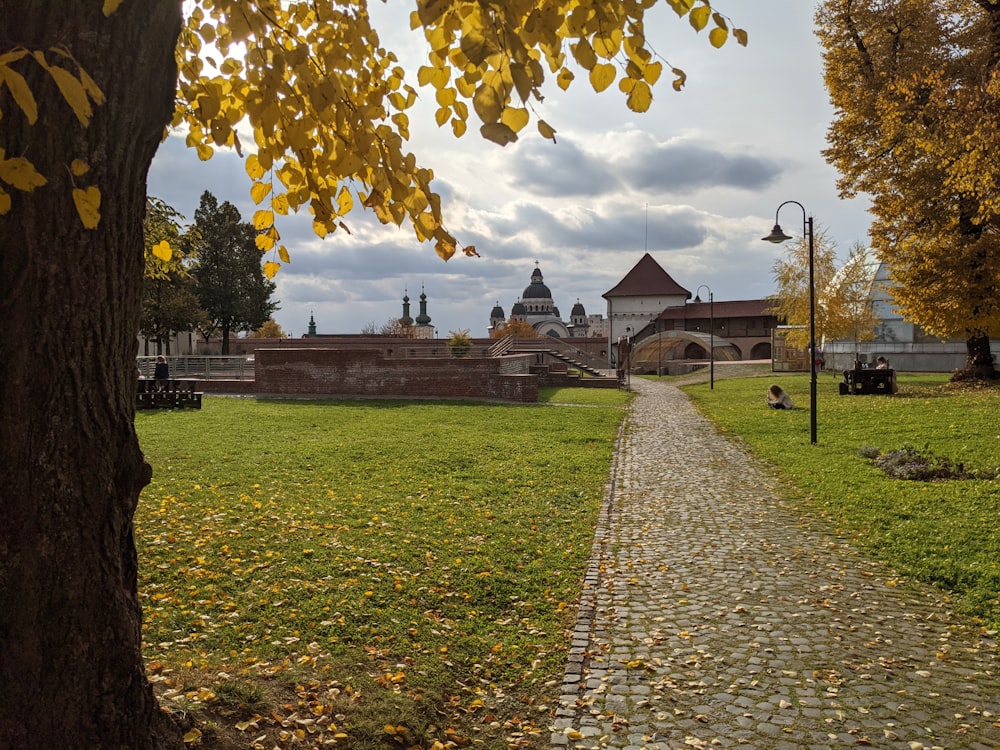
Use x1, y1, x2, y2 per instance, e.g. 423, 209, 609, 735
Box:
817, 0, 1000, 378
0, 1, 743, 746
191, 191, 277, 354
140, 198, 205, 355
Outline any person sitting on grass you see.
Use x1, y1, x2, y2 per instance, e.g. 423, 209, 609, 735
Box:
766, 384, 794, 410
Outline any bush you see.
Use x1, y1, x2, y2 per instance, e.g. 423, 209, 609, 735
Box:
447, 328, 472, 358
863, 444, 974, 481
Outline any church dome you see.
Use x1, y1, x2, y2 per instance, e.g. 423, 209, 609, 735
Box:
571, 301, 586, 317
490, 302, 505, 319
511, 300, 526, 316
522, 266, 552, 299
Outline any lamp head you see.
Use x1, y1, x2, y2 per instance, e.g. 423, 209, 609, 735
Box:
693, 295, 701, 304
762, 223, 792, 243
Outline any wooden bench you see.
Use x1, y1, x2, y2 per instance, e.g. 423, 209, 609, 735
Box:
136, 379, 202, 410
839, 368, 896, 395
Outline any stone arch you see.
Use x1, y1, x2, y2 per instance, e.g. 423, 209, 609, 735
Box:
750, 341, 772, 360
630, 331, 741, 370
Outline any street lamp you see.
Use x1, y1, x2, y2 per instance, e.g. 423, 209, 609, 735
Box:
762, 200, 817, 444
693, 285, 714, 389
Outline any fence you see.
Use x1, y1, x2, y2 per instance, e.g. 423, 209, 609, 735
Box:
137, 355, 255, 381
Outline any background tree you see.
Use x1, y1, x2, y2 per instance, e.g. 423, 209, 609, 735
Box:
192, 191, 278, 354
489, 318, 538, 338
768, 224, 839, 351
824, 242, 879, 361
251, 318, 287, 338
817, 0, 1000, 378
362, 317, 419, 336
140, 198, 205, 355
0, 2, 743, 746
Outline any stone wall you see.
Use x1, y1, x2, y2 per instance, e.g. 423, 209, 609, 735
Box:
254, 349, 539, 402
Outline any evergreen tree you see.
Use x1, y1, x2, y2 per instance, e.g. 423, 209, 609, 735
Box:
192, 191, 277, 354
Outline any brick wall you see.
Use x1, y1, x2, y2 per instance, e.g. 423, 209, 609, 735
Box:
254, 349, 539, 403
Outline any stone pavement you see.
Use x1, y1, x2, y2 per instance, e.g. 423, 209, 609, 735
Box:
551, 378, 1000, 749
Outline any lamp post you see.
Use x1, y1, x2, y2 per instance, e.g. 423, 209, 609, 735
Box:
693, 285, 714, 389
762, 201, 817, 444
656, 317, 662, 377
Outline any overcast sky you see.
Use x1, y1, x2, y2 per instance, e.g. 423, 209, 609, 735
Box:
147, 0, 872, 338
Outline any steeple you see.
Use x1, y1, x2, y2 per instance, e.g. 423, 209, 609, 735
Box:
401, 288, 413, 326
415, 285, 431, 326
306, 311, 317, 337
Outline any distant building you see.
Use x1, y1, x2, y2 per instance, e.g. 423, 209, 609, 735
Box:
602, 253, 780, 368
491, 264, 596, 338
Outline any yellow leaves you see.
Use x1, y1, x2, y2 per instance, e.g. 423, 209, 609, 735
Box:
0, 151, 47, 192
472, 79, 503, 124
72, 186, 101, 229
0, 54, 37, 123
589, 63, 616, 93
250, 181, 271, 205
537, 120, 557, 143
252, 209, 273, 232
500, 107, 529, 134
620, 78, 653, 113
32, 49, 105, 127
709, 26, 729, 49
263, 261, 280, 280
152, 240, 173, 262
689, 5, 711, 31
245, 153, 266, 181
480, 122, 518, 147
102, 0, 126, 15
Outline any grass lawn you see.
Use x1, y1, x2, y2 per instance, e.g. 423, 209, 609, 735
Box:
681, 371, 1000, 628
135, 388, 629, 749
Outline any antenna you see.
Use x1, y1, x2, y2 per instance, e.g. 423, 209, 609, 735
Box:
644, 203, 648, 252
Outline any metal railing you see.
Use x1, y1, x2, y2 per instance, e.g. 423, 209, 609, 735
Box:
137, 355, 255, 380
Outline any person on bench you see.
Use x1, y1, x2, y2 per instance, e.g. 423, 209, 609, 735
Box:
153, 355, 169, 390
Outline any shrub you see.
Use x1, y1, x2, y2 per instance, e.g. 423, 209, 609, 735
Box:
866, 444, 973, 481
447, 328, 472, 358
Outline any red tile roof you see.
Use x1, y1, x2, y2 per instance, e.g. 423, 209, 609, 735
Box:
658, 299, 778, 319
602, 253, 691, 298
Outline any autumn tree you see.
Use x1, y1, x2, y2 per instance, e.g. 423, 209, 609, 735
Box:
817, 0, 1000, 378
768, 224, 839, 351
490, 317, 538, 338
140, 198, 205, 354
192, 191, 278, 354
824, 242, 879, 360
0, 1, 744, 747
251, 318, 287, 338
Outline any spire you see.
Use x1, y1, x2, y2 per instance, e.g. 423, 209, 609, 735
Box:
306, 311, 317, 337
401, 288, 413, 326
415, 284, 431, 325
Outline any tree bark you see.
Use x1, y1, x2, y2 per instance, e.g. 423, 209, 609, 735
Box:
0, 2, 183, 748
962, 331, 999, 380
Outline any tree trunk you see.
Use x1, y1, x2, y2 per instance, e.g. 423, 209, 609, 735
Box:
222, 323, 232, 355
960, 331, 999, 380
0, 3, 183, 748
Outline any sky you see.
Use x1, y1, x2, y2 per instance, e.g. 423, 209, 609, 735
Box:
147, 0, 872, 339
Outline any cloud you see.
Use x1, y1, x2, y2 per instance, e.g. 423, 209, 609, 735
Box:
621, 138, 783, 194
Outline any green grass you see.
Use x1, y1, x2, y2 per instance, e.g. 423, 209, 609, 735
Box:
682, 371, 1000, 627
135, 393, 628, 749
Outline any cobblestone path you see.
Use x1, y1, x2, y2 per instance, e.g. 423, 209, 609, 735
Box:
552, 378, 999, 749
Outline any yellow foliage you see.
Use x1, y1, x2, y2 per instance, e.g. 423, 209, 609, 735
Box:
72, 186, 101, 229
1, 0, 743, 263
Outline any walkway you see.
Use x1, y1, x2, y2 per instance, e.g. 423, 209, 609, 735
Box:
552, 378, 999, 749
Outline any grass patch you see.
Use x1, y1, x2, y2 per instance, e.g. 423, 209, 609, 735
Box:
683, 371, 1000, 627
135, 394, 626, 749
